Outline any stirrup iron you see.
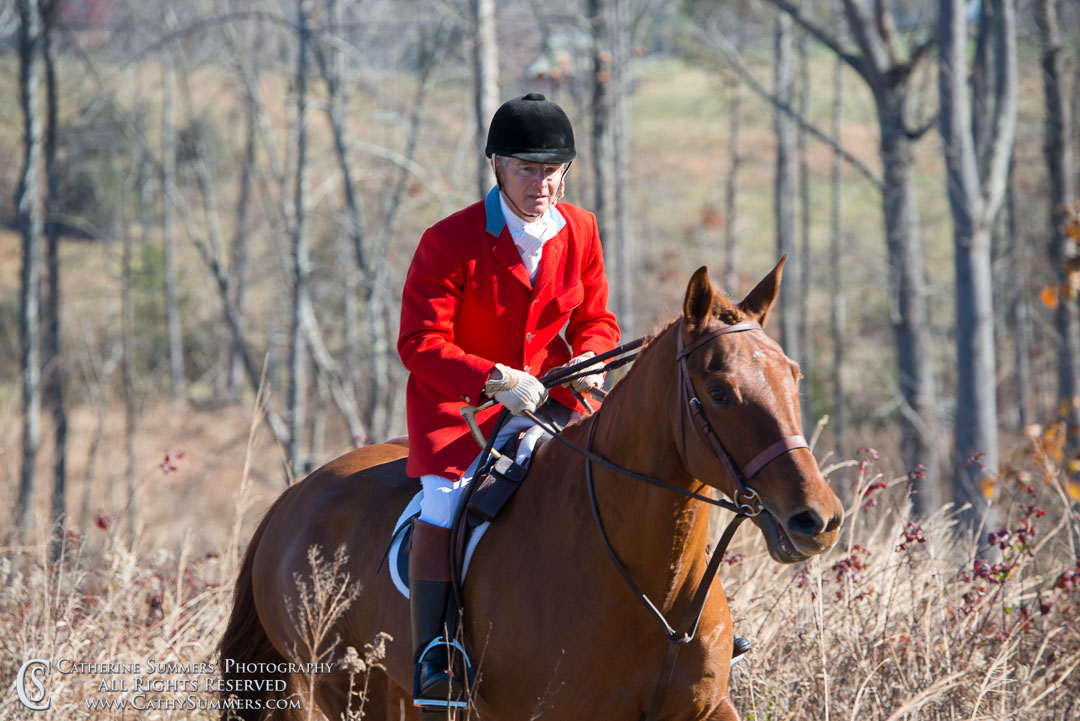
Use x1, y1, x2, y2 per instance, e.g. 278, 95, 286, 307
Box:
413, 636, 472, 710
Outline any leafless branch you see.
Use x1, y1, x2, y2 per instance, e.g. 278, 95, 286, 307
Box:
906, 114, 939, 141
690, 27, 883, 191
907, 33, 937, 71
762, 0, 869, 82
66, 39, 296, 448
873, 0, 902, 67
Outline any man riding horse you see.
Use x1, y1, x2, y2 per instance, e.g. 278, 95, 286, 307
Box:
397, 93, 749, 713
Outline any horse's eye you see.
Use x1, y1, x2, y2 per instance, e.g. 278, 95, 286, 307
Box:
708, 387, 730, 405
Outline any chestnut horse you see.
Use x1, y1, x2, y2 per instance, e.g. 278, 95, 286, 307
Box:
219, 259, 843, 721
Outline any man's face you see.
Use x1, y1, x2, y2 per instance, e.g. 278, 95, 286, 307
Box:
496, 157, 566, 220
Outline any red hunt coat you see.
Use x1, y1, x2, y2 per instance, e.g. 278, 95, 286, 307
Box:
398, 186, 621, 479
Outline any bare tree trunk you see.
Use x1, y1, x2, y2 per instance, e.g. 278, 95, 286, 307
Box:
41, 0, 66, 550
313, 0, 366, 409
611, 0, 634, 335
472, 0, 498, 198
363, 26, 447, 441
830, 53, 847, 461
695, 25, 881, 189
940, 0, 1017, 524
589, 0, 614, 249
1036, 0, 1080, 453
14, 0, 44, 543
796, 13, 812, 430
78, 389, 106, 537
1071, 51, 1080, 199
223, 12, 262, 403
774, 11, 798, 354
722, 24, 744, 294
119, 157, 138, 536
173, 188, 294, 447
879, 96, 941, 514
310, 365, 327, 464
167, 13, 361, 453
364, 294, 390, 443
228, 74, 256, 402
288, 0, 313, 479
763, 0, 942, 514
162, 17, 184, 403
1007, 168, 1032, 429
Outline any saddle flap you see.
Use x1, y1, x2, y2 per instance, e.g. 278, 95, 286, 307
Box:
465, 455, 528, 525
387, 491, 491, 600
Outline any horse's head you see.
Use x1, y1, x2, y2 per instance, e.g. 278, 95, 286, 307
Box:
676, 257, 843, 562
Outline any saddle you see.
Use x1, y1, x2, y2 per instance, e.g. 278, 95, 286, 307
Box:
383, 401, 575, 599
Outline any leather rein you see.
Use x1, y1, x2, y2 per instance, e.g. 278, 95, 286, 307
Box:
525, 319, 808, 721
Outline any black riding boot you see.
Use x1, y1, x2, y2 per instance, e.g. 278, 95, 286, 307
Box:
411, 579, 454, 700
409, 520, 464, 710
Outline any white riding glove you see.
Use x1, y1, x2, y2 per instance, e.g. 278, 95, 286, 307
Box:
483, 363, 547, 415
564, 351, 605, 393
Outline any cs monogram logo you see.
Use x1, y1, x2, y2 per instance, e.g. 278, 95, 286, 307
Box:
16, 660, 51, 711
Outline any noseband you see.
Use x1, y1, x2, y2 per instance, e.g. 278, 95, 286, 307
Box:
675, 319, 809, 516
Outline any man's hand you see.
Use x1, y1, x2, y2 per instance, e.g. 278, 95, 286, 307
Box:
563, 351, 605, 393
483, 363, 547, 415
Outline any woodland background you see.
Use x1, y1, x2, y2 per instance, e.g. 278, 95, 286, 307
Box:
2, 1, 1080, 718
5, 0, 1079, 549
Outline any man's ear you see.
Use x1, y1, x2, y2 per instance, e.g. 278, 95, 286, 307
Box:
738, 255, 785, 327
683, 266, 714, 331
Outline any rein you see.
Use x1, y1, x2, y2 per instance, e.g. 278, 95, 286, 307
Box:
524, 319, 809, 721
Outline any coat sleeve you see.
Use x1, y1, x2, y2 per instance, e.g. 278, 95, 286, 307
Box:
565, 214, 621, 356
398, 226, 495, 404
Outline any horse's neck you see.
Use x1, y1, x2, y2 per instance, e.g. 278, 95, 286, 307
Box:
583, 323, 714, 606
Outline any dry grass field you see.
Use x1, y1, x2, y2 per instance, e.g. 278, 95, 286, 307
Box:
1, 405, 1078, 719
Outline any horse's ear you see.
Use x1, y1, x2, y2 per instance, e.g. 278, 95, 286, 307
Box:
683, 266, 714, 331
738, 255, 785, 327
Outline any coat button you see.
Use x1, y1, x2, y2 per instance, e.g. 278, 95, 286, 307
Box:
464, 395, 471, 403
524, 365, 531, 372
526, 332, 534, 341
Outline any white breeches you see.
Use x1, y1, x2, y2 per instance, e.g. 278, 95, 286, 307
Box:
418, 416, 552, 528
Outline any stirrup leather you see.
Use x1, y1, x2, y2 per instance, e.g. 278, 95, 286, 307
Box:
412, 636, 472, 709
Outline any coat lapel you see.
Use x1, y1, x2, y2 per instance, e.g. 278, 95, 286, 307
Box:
493, 233, 533, 290
485, 186, 533, 290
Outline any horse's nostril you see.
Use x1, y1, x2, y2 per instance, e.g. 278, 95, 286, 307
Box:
787, 509, 825, 538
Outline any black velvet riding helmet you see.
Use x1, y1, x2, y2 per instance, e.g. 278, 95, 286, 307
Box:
485, 92, 576, 163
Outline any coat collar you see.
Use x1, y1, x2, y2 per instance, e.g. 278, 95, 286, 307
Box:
484, 185, 566, 239
484, 185, 506, 237
485, 186, 567, 294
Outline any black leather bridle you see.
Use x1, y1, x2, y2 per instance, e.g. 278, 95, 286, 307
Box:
524, 318, 810, 721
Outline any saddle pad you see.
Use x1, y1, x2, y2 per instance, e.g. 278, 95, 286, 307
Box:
388, 490, 490, 599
